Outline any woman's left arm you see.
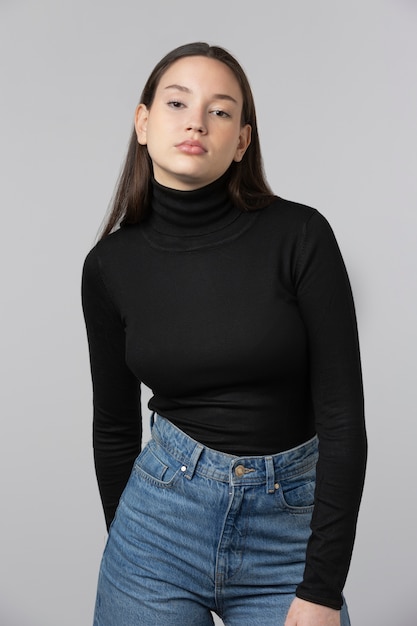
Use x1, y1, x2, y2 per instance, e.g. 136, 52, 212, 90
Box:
293, 210, 367, 610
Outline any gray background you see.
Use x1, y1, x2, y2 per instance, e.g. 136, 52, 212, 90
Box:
1, 1, 416, 624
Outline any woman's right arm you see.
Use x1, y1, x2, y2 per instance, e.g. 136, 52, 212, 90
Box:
82, 248, 141, 530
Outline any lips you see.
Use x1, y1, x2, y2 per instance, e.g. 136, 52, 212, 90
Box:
175, 140, 207, 155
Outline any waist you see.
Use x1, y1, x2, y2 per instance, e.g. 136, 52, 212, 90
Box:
151, 413, 318, 487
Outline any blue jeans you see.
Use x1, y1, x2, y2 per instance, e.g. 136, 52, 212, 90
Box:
93, 414, 350, 625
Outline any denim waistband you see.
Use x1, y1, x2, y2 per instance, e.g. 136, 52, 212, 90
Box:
151, 413, 318, 493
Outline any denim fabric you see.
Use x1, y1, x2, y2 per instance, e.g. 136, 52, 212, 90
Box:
93, 414, 350, 626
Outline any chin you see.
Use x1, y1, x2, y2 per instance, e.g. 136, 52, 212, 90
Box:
170, 172, 216, 190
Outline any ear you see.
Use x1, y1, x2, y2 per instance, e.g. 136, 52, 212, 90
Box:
134, 103, 149, 145
233, 124, 252, 162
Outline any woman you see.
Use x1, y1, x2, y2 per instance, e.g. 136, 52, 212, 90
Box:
82, 42, 367, 626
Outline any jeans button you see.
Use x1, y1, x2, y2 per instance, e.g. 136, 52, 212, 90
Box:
235, 464, 245, 477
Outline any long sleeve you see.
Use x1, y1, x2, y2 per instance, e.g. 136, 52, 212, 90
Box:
294, 211, 367, 609
82, 247, 142, 530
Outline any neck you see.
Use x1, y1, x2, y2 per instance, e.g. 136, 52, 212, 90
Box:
149, 172, 240, 237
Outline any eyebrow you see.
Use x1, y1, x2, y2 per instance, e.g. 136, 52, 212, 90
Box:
164, 84, 238, 104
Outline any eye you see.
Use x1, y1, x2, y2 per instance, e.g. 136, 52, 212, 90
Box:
167, 100, 185, 109
211, 109, 231, 118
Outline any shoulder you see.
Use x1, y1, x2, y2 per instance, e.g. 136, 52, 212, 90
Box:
82, 226, 143, 306
83, 224, 141, 271
260, 196, 315, 222
88, 224, 140, 256
254, 196, 332, 238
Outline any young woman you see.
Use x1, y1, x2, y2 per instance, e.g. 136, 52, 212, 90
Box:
82, 42, 367, 626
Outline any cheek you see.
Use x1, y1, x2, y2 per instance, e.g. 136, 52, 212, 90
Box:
144, 125, 164, 157
214, 127, 237, 148
223, 132, 241, 161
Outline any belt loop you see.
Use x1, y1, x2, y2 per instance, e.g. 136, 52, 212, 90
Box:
150, 411, 156, 430
265, 456, 275, 494
184, 444, 204, 480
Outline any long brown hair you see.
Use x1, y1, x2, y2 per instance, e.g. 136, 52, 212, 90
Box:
100, 42, 275, 239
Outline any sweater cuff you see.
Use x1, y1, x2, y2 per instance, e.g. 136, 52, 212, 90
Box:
295, 588, 342, 611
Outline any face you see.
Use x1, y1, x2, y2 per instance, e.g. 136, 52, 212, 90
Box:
135, 56, 251, 190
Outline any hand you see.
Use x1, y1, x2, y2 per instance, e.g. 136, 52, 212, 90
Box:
284, 597, 341, 626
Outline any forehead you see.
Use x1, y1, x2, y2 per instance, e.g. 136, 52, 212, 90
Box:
156, 56, 243, 101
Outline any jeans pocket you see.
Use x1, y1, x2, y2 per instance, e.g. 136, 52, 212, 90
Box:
276, 463, 316, 513
133, 440, 182, 488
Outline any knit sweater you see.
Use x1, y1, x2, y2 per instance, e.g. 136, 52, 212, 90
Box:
82, 174, 367, 609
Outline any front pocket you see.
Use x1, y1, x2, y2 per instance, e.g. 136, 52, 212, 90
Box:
276, 463, 316, 513
133, 441, 182, 488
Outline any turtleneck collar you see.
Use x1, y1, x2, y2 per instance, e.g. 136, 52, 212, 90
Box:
148, 171, 241, 237
139, 171, 259, 252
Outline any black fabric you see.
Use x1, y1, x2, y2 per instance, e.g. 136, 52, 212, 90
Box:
82, 175, 367, 609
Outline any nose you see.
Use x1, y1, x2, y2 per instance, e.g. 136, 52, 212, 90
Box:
186, 109, 207, 134
186, 121, 207, 134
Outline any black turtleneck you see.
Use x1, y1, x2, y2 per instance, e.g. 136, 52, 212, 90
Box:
82, 176, 366, 609
150, 172, 242, 235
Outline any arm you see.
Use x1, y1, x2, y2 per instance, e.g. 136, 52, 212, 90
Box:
82, 247, 141, 530
294, 211, 367, 610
